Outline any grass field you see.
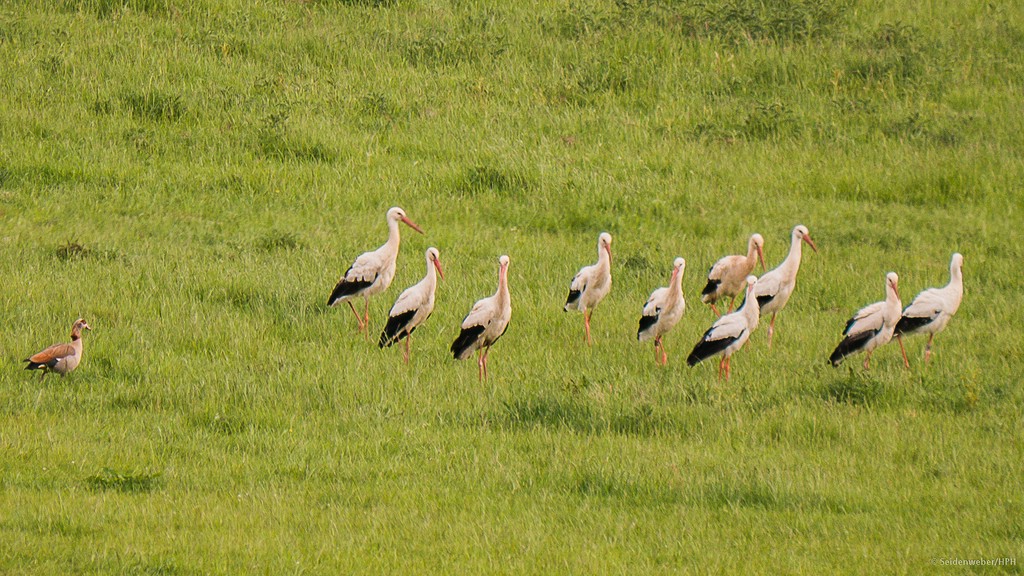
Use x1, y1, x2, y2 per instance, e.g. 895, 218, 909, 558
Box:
1, 0, 1023, 573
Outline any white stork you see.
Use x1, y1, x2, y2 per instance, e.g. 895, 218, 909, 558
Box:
894, 253, 963, 366
379, 247, 445, 363
564, 232, 612, 345
687, 276, 760, 380
829, 272, 902, 369
701, 233, 765, 316
752, 225, 818, 347
328, 206, 423, 335
24, 318, 91, 380
451, 255, 512, 380
637, 257, 686, 366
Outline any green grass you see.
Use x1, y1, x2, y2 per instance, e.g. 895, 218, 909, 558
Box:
1, 0, 1022, 573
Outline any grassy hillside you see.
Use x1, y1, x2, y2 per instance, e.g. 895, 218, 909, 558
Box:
1, 0, 1022, 573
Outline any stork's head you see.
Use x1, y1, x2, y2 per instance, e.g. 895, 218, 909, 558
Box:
427, 246, 444, 280
886, 272, 900, 300
751, 234, 766, 271
672, 257, 686, 281
599, 232, 612, 262
387, 207, 424, 234
794, 225, 818, 253
745, 275, 758, 293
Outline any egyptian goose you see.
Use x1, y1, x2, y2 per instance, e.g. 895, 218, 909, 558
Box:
24, 318, 91, 380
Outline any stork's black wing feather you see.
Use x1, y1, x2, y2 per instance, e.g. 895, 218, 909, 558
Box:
701, 279, 720, 297
379, 309, 417, 348
687, 329, 743, 366
328, 271, 375, 306
451, 325, 486, 360
894, 314, 935, 336
565, 289, 582, 309
829, 329, 877, 366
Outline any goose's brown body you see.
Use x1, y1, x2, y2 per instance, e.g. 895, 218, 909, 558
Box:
25, 318, 91, 378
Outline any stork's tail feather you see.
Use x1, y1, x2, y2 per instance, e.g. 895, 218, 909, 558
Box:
894, 315, 932, 336
328, 278, 373, 307
379, 310, 416, 348
637, 315, 658, 340
829, 331, 874, 366
451, 325, 485, 360
687, 332, 740, 367
700, 279, 719, 299
564, 289, 581, 311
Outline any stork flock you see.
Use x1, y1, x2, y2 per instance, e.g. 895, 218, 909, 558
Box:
24, 206, 964, 383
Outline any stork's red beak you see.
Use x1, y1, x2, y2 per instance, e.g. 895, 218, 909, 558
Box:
803, 234, 818, 253
433, 257, 445, 280
756, 245, 766, 271
401, 216, 424, 234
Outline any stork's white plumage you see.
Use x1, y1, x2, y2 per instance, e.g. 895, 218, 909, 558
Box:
687, 276, 760, 380
701, 233, 765, 316
328, 207, 423, 336
564, 232, 612, 345
829, 272, 902, 369
752, 225, 818, 347
894, 253, 963, 366
637, 257, 686, 366
379, 247, 444, 363
451, 255, 512, 380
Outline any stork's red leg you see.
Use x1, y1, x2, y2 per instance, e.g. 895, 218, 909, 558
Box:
477, 349, 485, 381
348, 301, 364, 331
482, 346, 491, 380
362, 298, 370, 339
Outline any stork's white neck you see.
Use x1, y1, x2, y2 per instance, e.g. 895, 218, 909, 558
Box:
424, 255, 437, 286
746, 238, 759, 267
664, 267, 684, 307
949, 260, 963, 288
596, 243, 611, 272
387, 216, 402, 247
496, 265, 510, 307
886, 282, 901, 308
779, 231, 804, 273
741, 285, 761, 327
